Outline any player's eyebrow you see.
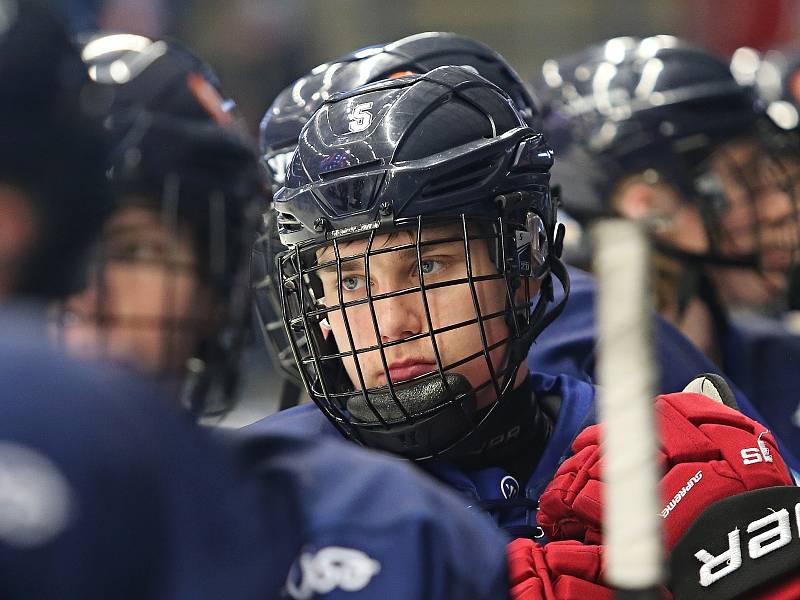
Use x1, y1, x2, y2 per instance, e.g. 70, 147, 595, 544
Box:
317, 241, 464, 277
315, 225, 471, 276
317, 257, 365, 277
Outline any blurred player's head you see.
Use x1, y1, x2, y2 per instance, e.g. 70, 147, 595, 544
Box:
0, 0, 108, 303
52, 33, 263, 415
732, 46, 800, 312
533, 36, 798, 331
253, 31, 540, 389
272, 66, 565, 459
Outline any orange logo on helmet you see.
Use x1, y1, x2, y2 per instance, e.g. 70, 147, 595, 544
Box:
387, 70, 417, 79
789, 69, 800, 106
186, 72, 234, 126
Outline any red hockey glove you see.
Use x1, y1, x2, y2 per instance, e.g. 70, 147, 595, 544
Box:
538, 377, 791, 550
508, 538, 612, 600
537, 375, 797, 599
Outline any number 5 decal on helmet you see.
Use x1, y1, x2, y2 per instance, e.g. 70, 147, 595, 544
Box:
348, 102, 373, 133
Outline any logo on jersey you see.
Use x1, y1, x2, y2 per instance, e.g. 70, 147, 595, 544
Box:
501, 475, 520, 499
348, 102, 374, 133
0, 442, 73, 548
285, 546, 381, 599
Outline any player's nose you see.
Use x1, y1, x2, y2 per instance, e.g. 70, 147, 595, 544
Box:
372, 290, 424, 343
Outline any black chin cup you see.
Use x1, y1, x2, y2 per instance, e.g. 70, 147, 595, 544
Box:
346, 373, 477, 460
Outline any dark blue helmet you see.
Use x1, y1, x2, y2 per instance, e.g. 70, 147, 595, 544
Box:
534, 36, 800, 316
273, 65, 566, 459
260, 32, 539, 189
533, 36, 759, 224
254, 32, 539, 390
78, 32, 238, 125
54, 32, 264, 417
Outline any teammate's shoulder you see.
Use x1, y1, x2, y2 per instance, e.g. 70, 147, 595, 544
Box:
236, 427, 510, 600
730, 313, 800, 345
242, 402, 340, 437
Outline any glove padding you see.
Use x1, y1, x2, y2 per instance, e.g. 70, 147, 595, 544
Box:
508, 538, 612, 600
538, 382, 792, 551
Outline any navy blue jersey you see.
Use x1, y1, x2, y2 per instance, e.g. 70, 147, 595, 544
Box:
530, 266, 737, 394
528, 266, 800, 472
721, 315, 800, 470
233, 429, 511, 599
0, 312, 510, 600
0, 313, 288, 600
247, 371, 597, 537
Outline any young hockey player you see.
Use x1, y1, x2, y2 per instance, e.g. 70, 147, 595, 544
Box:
254, 63, 800, 597
531, 36, 800, 467
51, 33, 262, 415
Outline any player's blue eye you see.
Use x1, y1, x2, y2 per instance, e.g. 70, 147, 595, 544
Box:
419, 259, 443, 276
341, 276, 363, 291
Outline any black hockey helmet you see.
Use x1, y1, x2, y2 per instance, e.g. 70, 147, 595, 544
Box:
260, 32, 539, 189
533, 36, 759, 227
274, 65, 566, 459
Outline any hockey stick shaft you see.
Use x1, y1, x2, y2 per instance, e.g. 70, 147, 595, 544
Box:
592, 219, 663, 598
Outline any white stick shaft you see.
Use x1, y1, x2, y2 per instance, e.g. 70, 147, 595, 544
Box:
592, 219, 663, 589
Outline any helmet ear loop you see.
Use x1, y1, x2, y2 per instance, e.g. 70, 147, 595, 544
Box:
487, 222, 534, 398
461, 217, 505, 404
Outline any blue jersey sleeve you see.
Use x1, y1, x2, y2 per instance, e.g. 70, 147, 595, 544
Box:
722, 316, 800, 471
527, 267, 800, 474
237, 430, 511, 600
529, 266, 748, 397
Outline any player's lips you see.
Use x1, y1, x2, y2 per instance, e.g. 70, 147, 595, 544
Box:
385, 358, 437, 382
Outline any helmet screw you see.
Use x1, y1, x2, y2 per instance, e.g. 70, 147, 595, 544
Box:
313, 217, 327, 232
379, 202, 392, 216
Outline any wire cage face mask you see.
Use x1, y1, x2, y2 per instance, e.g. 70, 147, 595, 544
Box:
50, 173, 258, 417
251, 207, 306, 387
278, 212, 556, 459
687, 132, 800, 311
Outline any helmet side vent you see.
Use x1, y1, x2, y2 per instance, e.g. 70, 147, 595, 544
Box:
419, 157, 498, 199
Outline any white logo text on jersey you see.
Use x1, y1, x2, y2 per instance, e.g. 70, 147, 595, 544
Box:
285, 546, 381, 599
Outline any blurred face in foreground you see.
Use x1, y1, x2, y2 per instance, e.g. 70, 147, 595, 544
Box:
52, 203, 216, 377
315, 224, 533, 410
